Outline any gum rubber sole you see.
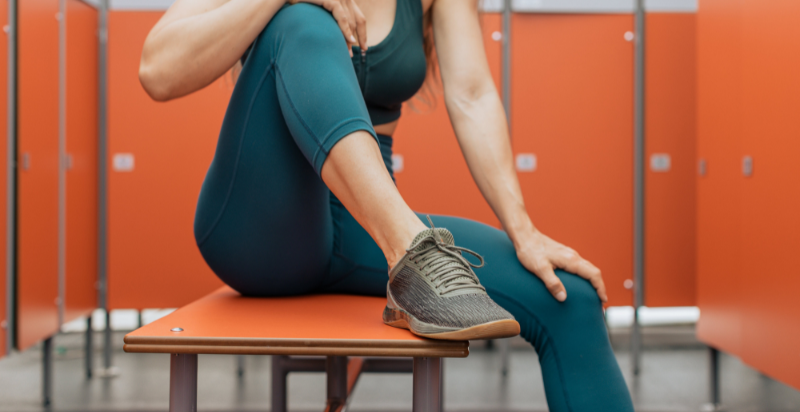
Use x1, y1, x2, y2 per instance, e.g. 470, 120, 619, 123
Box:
383, 306, 520, 341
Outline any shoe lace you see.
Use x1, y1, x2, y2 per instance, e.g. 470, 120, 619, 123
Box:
405, 216, 486, 296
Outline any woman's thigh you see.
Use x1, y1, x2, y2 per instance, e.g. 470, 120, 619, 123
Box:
194, 5, 373, 297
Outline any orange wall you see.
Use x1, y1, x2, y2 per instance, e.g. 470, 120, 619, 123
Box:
510, 14, 634, 306
644, 13, 697, 307
17, 0, 60, 351
64, 0, 98, 324
0, 0, 8, 355
107, 11, 227, 310
697, 0, 800, 390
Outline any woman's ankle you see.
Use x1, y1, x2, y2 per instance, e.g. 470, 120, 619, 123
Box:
384, 219, 428, 269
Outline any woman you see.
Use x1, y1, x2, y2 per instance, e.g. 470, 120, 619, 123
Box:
140, 0, 634, 409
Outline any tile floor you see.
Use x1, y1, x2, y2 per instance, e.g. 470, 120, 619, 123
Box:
0, 329, 798, 412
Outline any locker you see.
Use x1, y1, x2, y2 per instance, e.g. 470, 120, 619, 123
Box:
697, 0, 800, 390
510, 14, 634, 306
17, 0, 60, 351
106, 11, 228, 310
643, 13, 697, 307
737, 0, 800, 389
695, 0, 745, 361
64, 0, 98, 324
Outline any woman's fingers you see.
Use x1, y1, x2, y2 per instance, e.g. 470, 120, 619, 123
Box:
349, 0, 368, 51
532, 260, 567, 302
581, 260, 609, 303
321, 0, 357, 48
553, 248, 608, 303
291, 0, 362, 56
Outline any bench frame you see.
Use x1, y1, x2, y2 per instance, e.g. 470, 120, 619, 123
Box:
124, 290, 466, 412
169, 353, 443, 412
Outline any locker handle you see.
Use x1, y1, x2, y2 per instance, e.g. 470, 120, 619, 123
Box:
743, 156, 753, 177
20, 153, 30, 171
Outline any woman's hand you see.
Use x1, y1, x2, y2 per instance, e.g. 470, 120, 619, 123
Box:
515, 229, 608, 303
289, 0, 367, 56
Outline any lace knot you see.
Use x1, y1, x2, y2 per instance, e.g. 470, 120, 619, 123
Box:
405, 216, 486, 295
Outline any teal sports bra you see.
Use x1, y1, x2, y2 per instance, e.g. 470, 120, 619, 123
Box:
351, 0, 427, 125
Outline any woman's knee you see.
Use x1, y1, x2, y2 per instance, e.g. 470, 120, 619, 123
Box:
266, 4, 344, 50
558, 270, 603, 312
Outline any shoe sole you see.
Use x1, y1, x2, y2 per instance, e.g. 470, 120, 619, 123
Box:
383, 306, 520, 341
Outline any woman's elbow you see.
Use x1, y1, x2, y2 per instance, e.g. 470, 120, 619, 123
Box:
139, 60, 174, 102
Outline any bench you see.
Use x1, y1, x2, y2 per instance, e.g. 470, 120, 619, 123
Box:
123, 286, 469, 412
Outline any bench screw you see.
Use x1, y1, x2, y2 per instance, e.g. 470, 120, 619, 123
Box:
171, 327, 184, 332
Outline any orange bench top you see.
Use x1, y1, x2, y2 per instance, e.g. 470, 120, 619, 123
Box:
123, 286, 468, 358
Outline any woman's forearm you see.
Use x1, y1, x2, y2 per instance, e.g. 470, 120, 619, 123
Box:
140, 0, 284, 101
446, 89, 537, 247
447, 84, 608, 302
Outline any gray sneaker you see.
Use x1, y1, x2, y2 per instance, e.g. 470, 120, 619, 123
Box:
383, 219, 520, 340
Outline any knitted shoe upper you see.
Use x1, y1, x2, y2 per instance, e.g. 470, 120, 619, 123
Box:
388, 222, 515, 329
390, 265, 514, 328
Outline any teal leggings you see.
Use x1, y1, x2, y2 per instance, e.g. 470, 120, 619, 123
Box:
194, 4, 633, 411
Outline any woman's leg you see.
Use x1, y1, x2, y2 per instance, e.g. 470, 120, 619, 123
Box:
195, 4, 426, 295
194, 4, 422, 295
429, 215, 634, 411
321, 134, 426, 268
320, 212, 634, 411
265, 3, 426, 267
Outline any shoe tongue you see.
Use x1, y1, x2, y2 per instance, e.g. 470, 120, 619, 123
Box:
410, 228, 481, 294
411, 228, 454, 251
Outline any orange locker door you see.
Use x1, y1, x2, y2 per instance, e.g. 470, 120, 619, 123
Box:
643, 12, 697, 307
738, 0, 800, 389
107, 11, 228, 310
64, 0, 98, 324
393, 13, 502, 226
0, 0, 8, 355
510, 14, 634, 306
695, 0, 744, 357
17, 0, 60, 350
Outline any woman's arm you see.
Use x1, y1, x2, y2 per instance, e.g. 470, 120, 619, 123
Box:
431, 0, 607, 302
140, 0, 284, 101
140, 0, 368, 101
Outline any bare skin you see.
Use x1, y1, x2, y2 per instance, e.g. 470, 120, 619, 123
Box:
140, 0, 608, 303
321, 132, 427, 266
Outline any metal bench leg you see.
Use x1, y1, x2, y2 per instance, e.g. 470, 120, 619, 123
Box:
236, 355, 245, 377
326, 356, 348, 412
706, 346, 725, 411
169, 354, 197, 412
499, 338, 511, 377
85, 317, 94, 379
413, 357, 443, 412
271, 356, 289, 412
43, 337, 53, 407
103, 310, 113, 370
